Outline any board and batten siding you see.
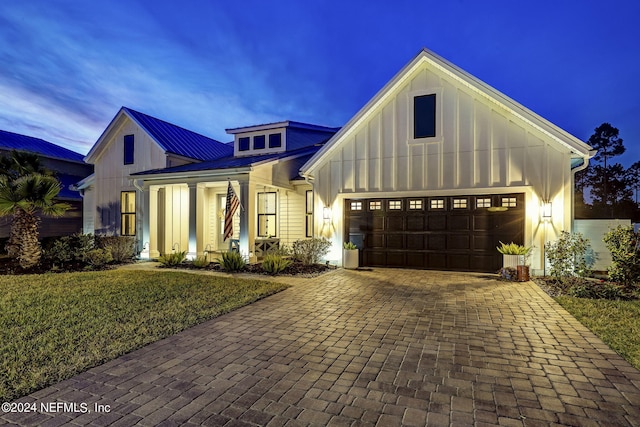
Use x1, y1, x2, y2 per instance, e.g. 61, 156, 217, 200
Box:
277, 188, 307, 247
91, 119, 166, 234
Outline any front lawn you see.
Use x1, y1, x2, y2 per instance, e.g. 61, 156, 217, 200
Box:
555, 296, 640, 371
0, 270, 288, 401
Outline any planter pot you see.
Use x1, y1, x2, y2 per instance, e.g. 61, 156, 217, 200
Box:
517, 265, 530, 282
343, 249, 359, 269
503, 254, 521, 268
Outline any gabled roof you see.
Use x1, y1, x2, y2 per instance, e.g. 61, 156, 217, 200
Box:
85, 107, 232, 162
0, 129, 85, 163
301, 48, 593, 177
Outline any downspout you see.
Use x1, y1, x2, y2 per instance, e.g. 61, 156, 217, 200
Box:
570, 149, 596, 231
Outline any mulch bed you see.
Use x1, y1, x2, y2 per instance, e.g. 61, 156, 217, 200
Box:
162, 260, 335, 277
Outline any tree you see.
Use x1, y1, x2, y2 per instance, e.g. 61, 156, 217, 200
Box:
627, 161, 640, 206
587, 123, 625, 211
0, 151, 70, 269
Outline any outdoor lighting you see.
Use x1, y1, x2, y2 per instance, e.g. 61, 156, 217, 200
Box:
323, 207, 331, 222
542, 202, 552, 220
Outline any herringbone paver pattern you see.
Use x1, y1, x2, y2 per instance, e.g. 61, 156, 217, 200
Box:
3, 268, 640, 426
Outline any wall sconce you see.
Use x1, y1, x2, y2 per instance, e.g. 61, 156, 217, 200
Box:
323, 207, 331, 222
542, 202, 552, 221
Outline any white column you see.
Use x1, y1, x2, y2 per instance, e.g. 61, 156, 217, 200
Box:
238, 179, 256, 262
149, 187, 159, 258
188, 183, 197, 259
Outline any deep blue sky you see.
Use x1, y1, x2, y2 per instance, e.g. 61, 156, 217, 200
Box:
1, 0, 638, 166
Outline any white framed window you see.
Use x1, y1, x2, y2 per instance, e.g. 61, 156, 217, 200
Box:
409, 199, 423, 210
257, 192, 277, 237
305, 190, 313, 238
120, 191, 136, 236
502, 197, 517, 207
369, 201, 382, 210
350, 201, 362, 211
408, 88, 443, 145
430, 199, 444, 209
453, 198, 468, 209
476, 198, 491, 208
388, 200, 402, 210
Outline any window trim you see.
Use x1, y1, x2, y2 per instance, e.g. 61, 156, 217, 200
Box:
253, 135, 266, 150
120, 191, 136, 236
238, 137, 250, 151
269, 133, 282, 148
305, 190, 313, 238
408, 88, 443, 145
257, 191, 277, 237
124, 134, 134, 165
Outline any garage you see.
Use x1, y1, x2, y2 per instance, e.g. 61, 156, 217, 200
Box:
344, 193, 525, 272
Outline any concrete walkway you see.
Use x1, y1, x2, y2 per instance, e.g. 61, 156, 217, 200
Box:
3, 268, 640, 426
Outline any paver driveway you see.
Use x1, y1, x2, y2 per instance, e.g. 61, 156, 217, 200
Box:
3, 269, 640, 426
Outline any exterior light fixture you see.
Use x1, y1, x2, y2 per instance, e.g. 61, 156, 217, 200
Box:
323, 207, 331, 222
542, 202, 552, 220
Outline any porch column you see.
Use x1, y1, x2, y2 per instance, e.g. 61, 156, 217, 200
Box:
187, 183, 197, 259
195, 183, 206, 257
149, 187, 160, 258
140, 185, 150, 258
238, 179, 256, 262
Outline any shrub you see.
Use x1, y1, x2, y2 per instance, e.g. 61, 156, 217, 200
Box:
82, 248, 113, 269
158, 251, 187, 266
218, 251, 246, 272
343, 241, 357, 250
292, 237, 331, 265
96, 235, 136, 263
545, 231, 592, 279
192, 255, 210, 268
497, 241, 531, 256
262, 253, 292, 275
568, 281, 630, 300
603, 225, 640, 288
45, 233, 95, 267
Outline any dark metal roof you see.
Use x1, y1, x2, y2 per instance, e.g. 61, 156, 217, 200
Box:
123, 107, 233, 161
0, 130, 85, 163
132, 144, 323, 178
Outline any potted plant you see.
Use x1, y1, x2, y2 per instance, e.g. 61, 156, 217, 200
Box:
343, 241, 359, 269
497, 241, 532, 281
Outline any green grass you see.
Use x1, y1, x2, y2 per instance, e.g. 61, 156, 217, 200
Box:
0, 270, 288, 401
555, 296, 640, 370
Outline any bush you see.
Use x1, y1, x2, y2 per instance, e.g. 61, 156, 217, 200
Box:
82, 248, 113, 269
603, 225, 640, 288
545, 231, 592, 279
292, 237, 331, 265
192, 256, 210, 268
218, 251, 246, 272
96, 235, 136, 263
158, 251, 187, 266
262, 253, 292, 275
45, 233, 95, 267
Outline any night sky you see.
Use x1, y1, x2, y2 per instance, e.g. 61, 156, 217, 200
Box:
1, 0, 638, 166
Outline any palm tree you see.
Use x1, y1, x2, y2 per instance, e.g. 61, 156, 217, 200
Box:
0, 151, 69, 269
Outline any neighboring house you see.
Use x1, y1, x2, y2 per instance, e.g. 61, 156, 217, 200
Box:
81, 48, 593, 273
0, 130, 93, 239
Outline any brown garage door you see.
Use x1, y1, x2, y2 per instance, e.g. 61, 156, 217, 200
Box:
344, 194, 525, 272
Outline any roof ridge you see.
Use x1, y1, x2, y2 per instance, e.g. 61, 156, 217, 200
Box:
122, 107, 224, 144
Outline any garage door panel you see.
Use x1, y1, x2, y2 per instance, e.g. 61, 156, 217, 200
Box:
345, 194, 524, 273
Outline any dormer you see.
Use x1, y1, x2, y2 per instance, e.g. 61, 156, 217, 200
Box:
227, 121, 340, 157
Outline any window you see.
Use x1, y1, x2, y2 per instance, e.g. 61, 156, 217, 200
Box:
453, 198, 468, 209
409, 199, 423, 210
269, 133, 282, 148
305, 190, 313, 237
350, 201, 362, 211
257, 192, 276, 237
369, 201, 382, 210
430, 199, 444, 209
121, 191, 136, 236
253, 135, 266, 150
476, 198, 491, 208
124, 135, 134, 165
414, 94, 436, 139
388, 200, 402, 210
239, 137, 250, 151
502, 197, 517, 207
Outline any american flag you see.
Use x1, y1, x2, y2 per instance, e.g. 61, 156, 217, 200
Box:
224, 181, 240, 241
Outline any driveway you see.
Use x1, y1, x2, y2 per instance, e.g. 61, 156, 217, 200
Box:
3, 269, 640, 426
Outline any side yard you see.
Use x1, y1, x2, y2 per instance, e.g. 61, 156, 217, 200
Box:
0, 270, 288, 401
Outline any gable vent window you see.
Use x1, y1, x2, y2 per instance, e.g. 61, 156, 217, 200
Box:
239, 137, 250, 151
502, 197, 517, 207
124, 135, 134, 165
414, 94, 436, 139
453, 198, 468, 209
350, 201, 362, 211
253, 135, 266, 150
369, 201, 382, 210
476, 198, 491, 208
388, 200, 402, 210
269, 133, 282, 148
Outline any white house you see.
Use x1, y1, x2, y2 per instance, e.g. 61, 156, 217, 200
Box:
79, 48, 593, 273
